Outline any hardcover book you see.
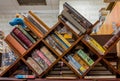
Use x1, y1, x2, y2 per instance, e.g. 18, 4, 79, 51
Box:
12, 27, 33, 48
40, 46, 56, 63
77, 49, 94, 66
5, 34, 26, 55
31, 51, 48, 71
17, 26, 36, 44
36, 49, 52, 66
26, 57, 43, 75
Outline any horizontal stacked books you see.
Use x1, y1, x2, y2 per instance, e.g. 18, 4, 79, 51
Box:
59, 2, 93, 35
45, 23, 76, 55
85, 53, 117, 79
26, 46, 56, 75
46, 61, 78, 79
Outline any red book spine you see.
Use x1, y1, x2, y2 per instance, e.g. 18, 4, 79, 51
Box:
36, 50, 52, 66
12, 27, 33, 48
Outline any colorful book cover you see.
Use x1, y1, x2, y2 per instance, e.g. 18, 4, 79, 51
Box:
36, 49, 52, 66
31, 51, 48, 71
77, 49, 94, 66
73, 54, 89, 70
67, 55, 85, 73
54, 31, 71, 47
26, 57, 43, 75
40, 46, 56, 63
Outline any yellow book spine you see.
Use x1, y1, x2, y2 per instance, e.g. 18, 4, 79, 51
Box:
55, 31, 71, 47
90, 37, 105, 53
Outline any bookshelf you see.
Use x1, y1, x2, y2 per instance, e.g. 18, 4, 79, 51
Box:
2, 2, 120, 80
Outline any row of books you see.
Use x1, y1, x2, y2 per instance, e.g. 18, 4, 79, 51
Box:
24, 11, 50, 38
85, 52, 118, 79
26, 46, 56, 75
46, 61, 77, 79
64, 49, 94, 75
45, 25, 76, 55
59, 2, 93, 35
83, 35, 106, 55
5, 26, 39, 55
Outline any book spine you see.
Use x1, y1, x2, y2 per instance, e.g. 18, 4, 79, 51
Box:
11, 32, 28, 50
77, 49, 94, 66
24, 17, 43, 38
36, 50, 52, 66
52, 33, 69, 49
58, 15, 80, 35
5, 34, 26, 55
26, 57, 43, 75
55, 31, 71, 47
85, 35, 105, 55
31, 51, 48, 71
68, 61, 82, 75
29, 11, 50, 31
17, 26, 36, 43
63, 2, 93, 28
73, 54, 89, 70
47, 35, 65, 52
27, 15, 47, 34
67, 55, 85, 73
12, 27, 33, 48
40, 46, 56, 63
61, 10, 86, 35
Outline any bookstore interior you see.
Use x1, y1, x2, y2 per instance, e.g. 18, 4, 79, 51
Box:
0, 0, 120, 81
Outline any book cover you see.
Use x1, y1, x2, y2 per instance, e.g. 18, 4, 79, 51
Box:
67, 55, 85, 73
54, 31, 71, 47
45, 35, 63, 55
73, 54, 89, 70
27, 15, 47, 35
5, 34, 26, 55
12, 27, 33, 48
36, 49, 52, 66
24, 17, 43, 38
17, 26, 36, 43
31, 51, 48, 71
58, 15, 80, 35
11, 32, 28, 50
77, 49, 94, 66
26, 57, 43, 75
63, 2, 93, 29
85, 35, 106, 55
29, 11, 50, 31
61, 10, 86, 35
51, 34, 69, 50
40, 46, 56, 63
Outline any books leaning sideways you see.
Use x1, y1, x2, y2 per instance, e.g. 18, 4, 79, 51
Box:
83, 35, 106, 55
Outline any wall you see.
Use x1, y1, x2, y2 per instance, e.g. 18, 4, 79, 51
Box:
0, 13, 58, 36
59, 0, 107, 24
